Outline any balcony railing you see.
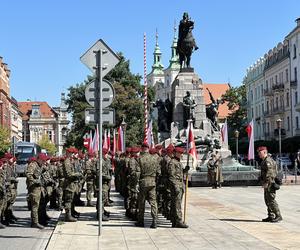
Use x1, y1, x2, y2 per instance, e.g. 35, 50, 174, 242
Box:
291, 80, 298, 88
272, 83, 284, 92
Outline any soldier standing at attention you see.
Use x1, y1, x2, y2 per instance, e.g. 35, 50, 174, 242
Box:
135, 143, 161, 228
258, 146, 282, 223
63, 147, 82, 222
25, 157, 44, 229
84, 152, 96, 207
168, 147, 189, 228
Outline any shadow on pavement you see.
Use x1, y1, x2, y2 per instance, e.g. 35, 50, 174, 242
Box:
213, 218, 262, 223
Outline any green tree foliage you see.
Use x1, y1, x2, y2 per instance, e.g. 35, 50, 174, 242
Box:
38, 134, 57, 155
222, 84, 248, 152
65, 52, 153, 148
0, 127, 11, 155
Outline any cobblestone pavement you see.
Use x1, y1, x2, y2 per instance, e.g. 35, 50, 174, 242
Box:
46, 184, 300, 250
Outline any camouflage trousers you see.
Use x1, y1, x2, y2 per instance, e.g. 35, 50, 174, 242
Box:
264, 188, 281, 217
170, 186, 184, 224
5, 187, 17, 212
64, 189, 75, 212
29, 187, 42, 224
137, 185, 157, 223
128, 189, 138, 216
96, 182, 110, 215
86, 181, 94, 202
0, 195, 7, 218
57, 181, 64, 209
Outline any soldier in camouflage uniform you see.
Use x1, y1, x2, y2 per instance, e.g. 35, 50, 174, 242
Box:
135, 143, 161, 228
207, 152, 222, 189
73, 152, 85, 207
84, 153, 96, 207
49, 157, 59, 209
126, 147, 140, 219
63, 147, 82, 222
56, 157, 65, 211
0, 161, 6, 229
258, 146, 282, 223
3, 153, 18, 225
161, 144, 174, 219
114, 151, 122, 193
168, 147, 189, 228
25, 157, 45, 229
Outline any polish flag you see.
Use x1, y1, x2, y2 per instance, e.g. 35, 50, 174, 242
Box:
93, 125, 99, 153
221, 120, 228, 145
246, 119, 254, 160
186, 122, 198, 168
103, 129, 108, 150
107, 129, 111, 153
88, 130, 93, 154
147, 120, 154, 148
117, 126, 124, 152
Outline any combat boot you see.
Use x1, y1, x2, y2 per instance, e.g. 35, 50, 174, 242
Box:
0, 222, 6, 229
9, 210, 18, 221
65, 212, 77, 222
87, 201, 93, 207
31, 223, 45, 229
262, 216, 273, 222
150, 220, 157, 229
270, 215, 283, 223
174, 221, 189, 228
102, 214, 109, 221
104, 209, 110, 217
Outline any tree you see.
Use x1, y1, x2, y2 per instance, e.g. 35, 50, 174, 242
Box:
38, 134, 57, 155
222, 84, 248, 152
0, 127, 11, 155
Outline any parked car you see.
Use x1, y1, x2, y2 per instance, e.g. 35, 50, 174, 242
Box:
276, 157, 292, 170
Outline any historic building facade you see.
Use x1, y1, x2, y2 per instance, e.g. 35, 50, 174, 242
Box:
245, 18, 300, 141
18, 93, 69, 155
0, 56, 11, 129
11, 97, 23, 142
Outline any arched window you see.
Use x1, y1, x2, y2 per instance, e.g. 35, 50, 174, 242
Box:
293, 44, 297, 59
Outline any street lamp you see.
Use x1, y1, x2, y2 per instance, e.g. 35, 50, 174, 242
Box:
276, 118, 282, 158
121, 117, 127, 151
234, 130, 239, 161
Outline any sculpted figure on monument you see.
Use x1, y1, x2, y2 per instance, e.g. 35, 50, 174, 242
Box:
206, 88, 222, 128
183, 91, 197, 128
177, 12, 198, 69
154, 99, 170, 132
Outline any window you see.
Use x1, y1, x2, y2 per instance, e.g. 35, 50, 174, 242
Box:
275, 75, 278, 84
47, 130, 52, 142
296, 91, 298, 104
266, 80, 269, 90
296, 117, 299, 129
287, 116, 290, 131
261, 85, 263, 96
276, 97, 279, 109
294, 67, 297, 81
251, 108, 254, 118
286, 92, 289, 107
285, 69, 289, 82
266, 101, 269, 112
251, 90, 253, 101
262, 103, 264, 113
293, 44, 297, 59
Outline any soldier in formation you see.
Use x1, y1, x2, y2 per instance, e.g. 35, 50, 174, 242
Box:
207, 152, 223, 189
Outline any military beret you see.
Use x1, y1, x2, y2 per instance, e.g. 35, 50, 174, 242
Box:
175, 147, 185, 154
88, 152, 95, 158
50, 157, 57, 162
142, 142, 149, 148
155, 144, 163, 150
28, 157, 37, 163
66, 147, 78, 154
257, 146, 267, 152
102, 148, 109, 154
38, 153, 48, 161
161, 148, 167, 155
149, 148, 157, 154
131, 147, 140, 153
4, 153, 13, 159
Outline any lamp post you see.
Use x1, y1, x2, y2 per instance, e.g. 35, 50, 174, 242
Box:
276, 118, 282, 158
121, 117, 127, 151
234, 130, 239, 161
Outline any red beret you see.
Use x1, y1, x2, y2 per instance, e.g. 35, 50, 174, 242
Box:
102, 148, 109, 154
28, 157, 37, 163
175, 147, 185, 154
88, 152, 95, 158
149, 148, 157, 154
257, 146, 267, 152
155, 144, 163, 150
126, 148, 132, 153
142, 142, 149, 148
4, 153, 13, 159
66, 147, 78, 154
38, 153, 48, 161
166, 144, 175, 153
131, 147, 140, 153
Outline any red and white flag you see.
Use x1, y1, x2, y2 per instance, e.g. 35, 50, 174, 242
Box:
93, 125, 99, 153
186, 122, 198, 168
83, 131, 91, 150
88, 130, 93, 154
246, 119, 254, 160
117, 126, 124, 152
147, 120, 154, 148
107, 129, 111, 153
221, 120, 228, 145
102, 129, 108, 150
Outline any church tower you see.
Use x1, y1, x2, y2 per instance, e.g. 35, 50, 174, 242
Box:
147, 30, 165, 95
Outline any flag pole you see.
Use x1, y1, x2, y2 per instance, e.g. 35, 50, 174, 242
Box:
183, 119, 192, 224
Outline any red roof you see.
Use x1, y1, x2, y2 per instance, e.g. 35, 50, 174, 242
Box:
18, 101, 57, 120
203, 83, 231, 119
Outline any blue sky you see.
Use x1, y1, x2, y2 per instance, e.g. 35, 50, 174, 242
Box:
1, 0, 300, 107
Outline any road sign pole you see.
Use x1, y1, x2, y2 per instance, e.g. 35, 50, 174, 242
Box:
95, 50, 103, 236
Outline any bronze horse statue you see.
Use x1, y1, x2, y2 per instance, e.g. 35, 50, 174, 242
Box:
177, 13, 198, 69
